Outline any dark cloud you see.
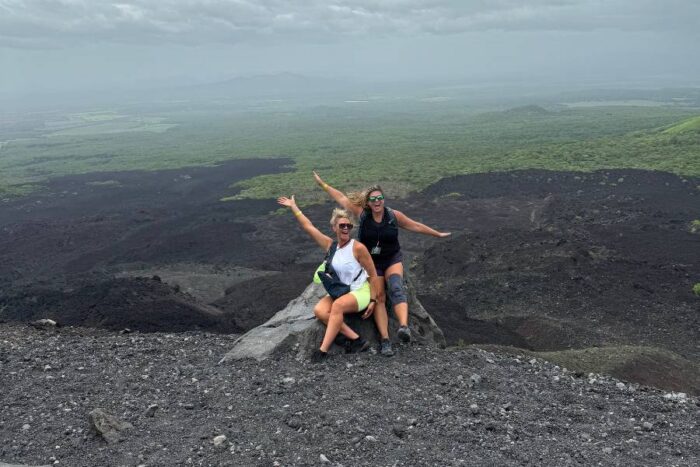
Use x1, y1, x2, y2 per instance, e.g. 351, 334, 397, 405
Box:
1, 0, 698, 48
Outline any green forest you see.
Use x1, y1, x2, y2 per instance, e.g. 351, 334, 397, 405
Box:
1, 98, 699, 200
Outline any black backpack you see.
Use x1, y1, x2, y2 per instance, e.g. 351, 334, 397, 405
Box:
317, 241, 363, 299
358, 207, 397, 245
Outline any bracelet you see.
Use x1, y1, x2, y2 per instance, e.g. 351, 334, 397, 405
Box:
369, 298, 377, 303
293, 210, 302, 217
322, 183, 329, 191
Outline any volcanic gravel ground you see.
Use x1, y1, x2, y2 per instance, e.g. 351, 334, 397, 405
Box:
1, 164, 698, 398
1, 324, 698, 467
413, 169, 700, 360
0, 158, 294, 290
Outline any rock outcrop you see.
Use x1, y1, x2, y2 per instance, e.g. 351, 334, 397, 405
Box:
221, 276, 445, 362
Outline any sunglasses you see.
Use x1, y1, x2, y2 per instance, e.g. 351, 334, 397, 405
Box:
368, 195, 385, 202
337, 223, 354, 230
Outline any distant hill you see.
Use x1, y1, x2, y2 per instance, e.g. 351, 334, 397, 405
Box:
663, 115, 700, 134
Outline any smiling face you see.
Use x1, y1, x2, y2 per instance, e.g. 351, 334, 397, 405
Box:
367, 190, 384, 213
332, 217, 354, 243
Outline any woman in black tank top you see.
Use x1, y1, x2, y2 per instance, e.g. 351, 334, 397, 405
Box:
313, 172, 451, 347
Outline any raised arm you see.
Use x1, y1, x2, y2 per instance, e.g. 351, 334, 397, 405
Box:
353, 241, 381, 319
277, 195, 333, 250
393, 209, 451, 238
313, 171, 363, 218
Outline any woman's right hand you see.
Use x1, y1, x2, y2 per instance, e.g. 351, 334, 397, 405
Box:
312, 171, 324, 186
277, 195, 297, 209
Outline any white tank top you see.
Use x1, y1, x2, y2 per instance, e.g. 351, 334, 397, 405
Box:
331, 239, 368, 291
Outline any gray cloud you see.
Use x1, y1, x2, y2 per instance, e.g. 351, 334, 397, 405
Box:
1, 0, 698, 48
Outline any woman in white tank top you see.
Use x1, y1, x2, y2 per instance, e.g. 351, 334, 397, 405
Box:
278, 195, 383, 362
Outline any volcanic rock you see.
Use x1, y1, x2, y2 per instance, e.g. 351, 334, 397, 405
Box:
221, 277, 445, 362
88, 408, 133, 444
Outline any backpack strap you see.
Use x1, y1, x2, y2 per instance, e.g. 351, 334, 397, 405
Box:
358, 209, 368, 243
385, 207, 397, 226
323, 240, 339, 271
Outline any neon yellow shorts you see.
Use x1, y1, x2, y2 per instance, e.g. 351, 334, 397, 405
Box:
349, 281, 371, 311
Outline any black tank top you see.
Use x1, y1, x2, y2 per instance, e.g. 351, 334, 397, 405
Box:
358, 207, 400, 261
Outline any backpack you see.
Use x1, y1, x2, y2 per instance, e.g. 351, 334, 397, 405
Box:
315, 241, 363, 299
358, 207, 397, 245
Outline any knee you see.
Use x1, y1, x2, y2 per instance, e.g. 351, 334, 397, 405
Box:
387, 274, 407, 305
313, 304, 328, 320
330, 301, 344, 316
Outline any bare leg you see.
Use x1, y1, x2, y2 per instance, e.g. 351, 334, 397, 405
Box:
320, 294, 360, 352
314, 296, 359, 340
372, 297, 390, 340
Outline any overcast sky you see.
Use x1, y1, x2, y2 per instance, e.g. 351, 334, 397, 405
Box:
1, 0, 699, 98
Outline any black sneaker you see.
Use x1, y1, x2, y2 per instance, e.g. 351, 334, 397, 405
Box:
310, 349, 329, 363
397, 326, 412, 343
334, 334, 350, 350
346, 337, 370, 354
380, 339, 395, 357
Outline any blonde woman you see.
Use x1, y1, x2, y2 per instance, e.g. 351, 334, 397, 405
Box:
313, 172, 451, 345
277, 195, 383, 362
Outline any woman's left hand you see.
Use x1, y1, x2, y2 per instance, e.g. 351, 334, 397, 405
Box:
277, 195, 296, 209
361, 301, 375, 320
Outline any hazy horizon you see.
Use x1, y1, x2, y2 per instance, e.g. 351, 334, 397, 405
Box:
2, 0, 699, 108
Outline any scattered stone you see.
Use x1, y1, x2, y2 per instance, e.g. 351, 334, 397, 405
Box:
616, 382, 626, 391
602, 447, 613, 455
29, 319, 58, 329
364, 435, 378, 442
88, 408, 133, 444
663, 392, 688, 402
144, 404, 159, 418
469, 374, 482, 386
21, 424, 30, 430
319, 454, 331, 464
642, 422, 653, 431
281, 377, 296, 385
212, 435, 227, 447
469, 404, 480, 415
286, 417, 302, 430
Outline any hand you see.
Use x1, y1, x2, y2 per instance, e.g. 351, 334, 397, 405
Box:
277, 195, 297, 209
437, 232, 452, 238
361, 301, 375, 320
312, 171, 324, 186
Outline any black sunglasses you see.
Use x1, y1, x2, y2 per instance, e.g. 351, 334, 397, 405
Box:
368, 194, 385, 202
337, 223, 354, 230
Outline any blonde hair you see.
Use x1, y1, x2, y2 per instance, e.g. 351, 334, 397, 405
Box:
347, 184, 384, 210
329, 207, 354, 227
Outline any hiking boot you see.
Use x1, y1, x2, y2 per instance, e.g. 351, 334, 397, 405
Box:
346, 337, 370, 354
334, 334, 350, 350
380, 339, 395, 357
397, 326, 412, 343
309, 349, 329, 363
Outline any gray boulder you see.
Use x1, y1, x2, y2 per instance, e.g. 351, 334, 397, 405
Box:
88, 408, 133, 444
221, 275, 445, 362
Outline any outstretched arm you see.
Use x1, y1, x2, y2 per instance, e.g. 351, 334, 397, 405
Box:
313, 171, 363, 218
277, 196, 333, 250
393, 210, 451, 238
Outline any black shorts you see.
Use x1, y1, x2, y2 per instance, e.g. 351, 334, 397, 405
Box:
373, 251, 403, 276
